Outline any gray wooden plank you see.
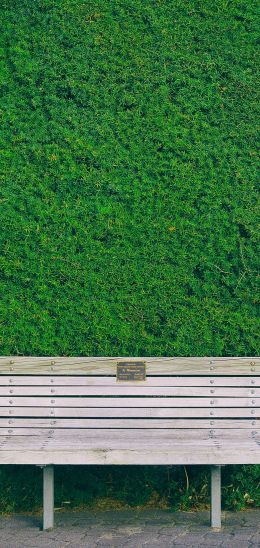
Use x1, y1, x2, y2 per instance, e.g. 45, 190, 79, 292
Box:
0, 418, 258, 429
0, 376, 259, 387
0, 428, 258, 440
0, 447, 259, 465
1, 407, 259, 417
1, 386, 259, 397
0, 357, 259, 375
1, 397, 259, 407
2, 439, 258, 453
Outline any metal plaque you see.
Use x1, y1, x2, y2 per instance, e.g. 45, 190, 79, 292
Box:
117, 361, 146, 381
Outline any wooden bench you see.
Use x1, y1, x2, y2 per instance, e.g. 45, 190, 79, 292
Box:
0, 356, 259, 531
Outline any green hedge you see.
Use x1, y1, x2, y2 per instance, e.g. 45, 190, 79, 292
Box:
0, 0, 259, 511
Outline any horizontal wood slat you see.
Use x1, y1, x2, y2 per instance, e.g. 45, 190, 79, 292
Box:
0, 357, 259, 375
1, 397, 259, 407
1, 407, 259, 418
0, 376, 259, 387
0, 428, 259, 440
1, 386, 259, 397
0, 418, 258, 429
0, 448, 258, 465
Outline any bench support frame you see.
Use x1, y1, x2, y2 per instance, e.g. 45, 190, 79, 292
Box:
43, 465, 54, 531
211, 465, 221, 529
40, 464, 221, 530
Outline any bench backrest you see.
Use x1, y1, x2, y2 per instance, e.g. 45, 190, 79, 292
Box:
0, 357, 259, 465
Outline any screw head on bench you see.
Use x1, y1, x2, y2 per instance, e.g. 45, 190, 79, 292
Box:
9, 400, 13, 404
210, 379, 214, 384
251, 409, 255, 414
251, 379, 255, 384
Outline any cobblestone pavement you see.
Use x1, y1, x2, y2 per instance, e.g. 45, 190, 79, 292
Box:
0, 508, 259, 548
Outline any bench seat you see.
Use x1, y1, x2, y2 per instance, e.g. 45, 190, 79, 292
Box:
0, 429, 259, 465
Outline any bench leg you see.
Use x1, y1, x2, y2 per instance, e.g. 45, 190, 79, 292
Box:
211, 465, 221, 529
43, 465, 54, 531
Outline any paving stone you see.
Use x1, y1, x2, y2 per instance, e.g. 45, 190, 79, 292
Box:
203, 535, 230, 545
97, 540, 128, 547
172, 544, 198, 547
250, 534, 260, 544
0, 509, 260, 547
154, 541, 173, 547
159, 526, 187, 535
220, 543, 247, 548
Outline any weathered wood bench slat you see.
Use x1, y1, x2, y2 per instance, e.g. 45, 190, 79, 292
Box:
1, 386, 260, 396
1, 448, 259, 466
1, 376, 260, 386
0, 418, 258, 428
1, 406, 259, 417
0, 356, 259, 375
1, 432, 259, 464
1, 396, 259, 407
0, 428, 260, 438
1, 444, 258, 460
1, 438, 258, 451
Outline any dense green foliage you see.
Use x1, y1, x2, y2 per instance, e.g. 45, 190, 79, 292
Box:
1, 465, 260, 513
0, 0, 259, 355
0, 0, 259, 512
